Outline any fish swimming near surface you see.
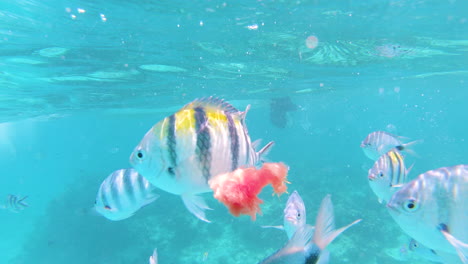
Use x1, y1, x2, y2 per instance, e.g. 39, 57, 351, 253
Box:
270, 96, 297, 128
408, 238, 443, 263
387, 165, 468, 264
368, 149, 411, 204
94, 168, 159, 221
149, 248, 158, 264
258, 194, 362, 264
262, 190, 307, 239
0, 194, 28, 213
130, 97, 274, 222
360, 131, 421, 160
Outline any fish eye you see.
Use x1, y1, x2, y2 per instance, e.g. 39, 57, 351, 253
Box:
403, 199, 419, 212
136, 150, 145, 159
297, 212, 301, 219
104, 205, 112, 210
379, 172, 384, 178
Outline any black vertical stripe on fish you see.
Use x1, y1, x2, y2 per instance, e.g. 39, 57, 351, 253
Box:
111, 179, 122, 210
194, 107, 212, 182
123, 170, 136, 204
226, 112, 239, 171
137, 171, 146, 195
166, 114, 177, 176
100, 190, 110, 211
395, 152, 404, 185
242, 125, 251, 164
388, 153, 395, 186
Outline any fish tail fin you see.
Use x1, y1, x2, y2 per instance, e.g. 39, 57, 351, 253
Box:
399, 139, 423, 158
17, 196, 29, 207
149, 248, 158, 264
312, 194, 362, 250
182, 194, 212, 223
441, 230, 468, 264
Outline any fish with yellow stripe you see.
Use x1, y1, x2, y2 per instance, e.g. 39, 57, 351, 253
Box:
368, 149, 411, 204
130, 97, 273, 222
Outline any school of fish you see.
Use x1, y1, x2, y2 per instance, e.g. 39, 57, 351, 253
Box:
361, 131, 468, 264
79, 98, 468, 263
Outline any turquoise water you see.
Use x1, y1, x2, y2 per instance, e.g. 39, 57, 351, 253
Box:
1, 0, 467, 263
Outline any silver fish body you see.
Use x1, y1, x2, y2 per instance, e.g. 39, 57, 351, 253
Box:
95, 168, 159, 221
368, 149, 409, 203
283, 191, 307, 239
129, 97, 273, 222
387, 165, 468, 262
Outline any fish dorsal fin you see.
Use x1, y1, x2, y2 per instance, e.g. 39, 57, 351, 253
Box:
183, 97, 240, 114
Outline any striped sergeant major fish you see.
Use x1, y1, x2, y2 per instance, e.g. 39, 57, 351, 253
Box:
259, 195, 361, 264
368, 149, 412, 204
130, 97, 274, 222
94, 168, 159, 221
0, 194, 28, 213
360, 131, 421, 161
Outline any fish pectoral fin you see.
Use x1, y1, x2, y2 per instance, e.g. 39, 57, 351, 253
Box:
441, 230, 468, 264
181, 194, 212, 223
260, 225, 284, 231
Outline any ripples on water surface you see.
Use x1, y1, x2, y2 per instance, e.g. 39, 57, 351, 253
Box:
0, 0, 467, 263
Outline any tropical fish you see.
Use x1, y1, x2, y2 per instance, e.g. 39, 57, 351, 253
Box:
387, 165, 468, 263
149, 248, 158, 264
262, 190, 307, 239
368, 149, 411, 203
0, 194, 28, 213
130, 97, 273, 222
94, 168, 159, 221
360, 131, 420, 160
408, 238, 443, 263
258, 195, 361, 264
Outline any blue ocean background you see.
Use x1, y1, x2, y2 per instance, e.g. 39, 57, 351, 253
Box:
1, 0, 467, 263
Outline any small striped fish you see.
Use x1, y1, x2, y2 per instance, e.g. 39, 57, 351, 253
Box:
1, 194, 28, 213
368, 149, 410, 204
94, 168, 159, 221
129, 97, 273, 222
387, 165, 468, 263
361, 131, 420, 160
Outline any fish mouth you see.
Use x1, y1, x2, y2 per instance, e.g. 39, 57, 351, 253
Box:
368, 174, 376, 181
286, 216, 297, 222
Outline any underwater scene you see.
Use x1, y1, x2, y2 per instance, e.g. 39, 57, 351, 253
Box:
1, 0, 467, 263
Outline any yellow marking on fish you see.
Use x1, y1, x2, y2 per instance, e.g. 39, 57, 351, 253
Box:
206, 110, 228, 130
175, 109, 195, 132
389, 151, 400, 165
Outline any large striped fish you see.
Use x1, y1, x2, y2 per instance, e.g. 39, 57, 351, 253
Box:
387, 165, 468, 263
129, 97, 273, 222
94, 168, 159, 221
368, 149, 411, 204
